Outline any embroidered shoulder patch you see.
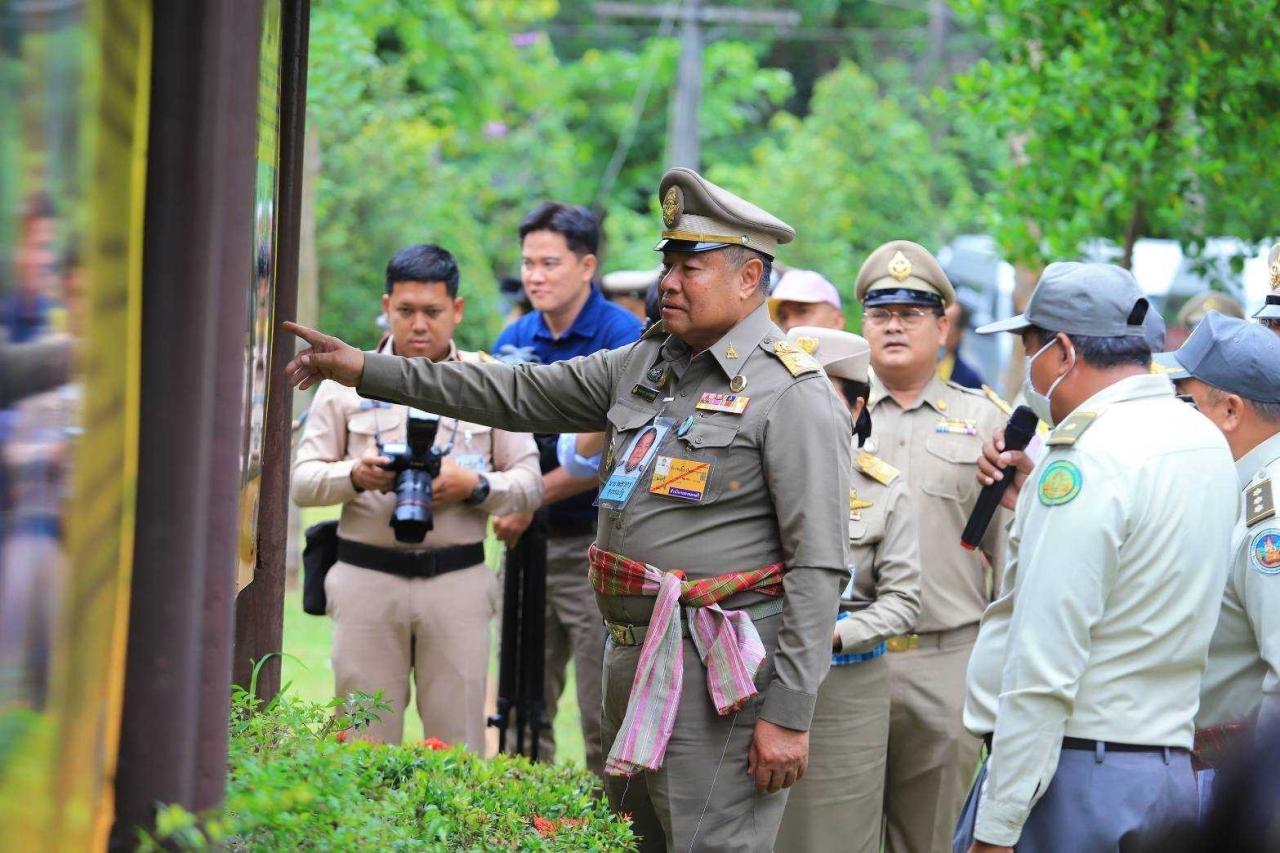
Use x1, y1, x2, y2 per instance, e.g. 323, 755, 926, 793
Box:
1246, 478, 1275, 527
1045, 411, 1098, 446
1038, 459, 1082, 506
857, 450, 899, 485
1251, 528, 1280, 575
770, 339, 822, 377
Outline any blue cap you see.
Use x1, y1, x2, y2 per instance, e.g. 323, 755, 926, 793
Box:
1171, 311, 1280, 403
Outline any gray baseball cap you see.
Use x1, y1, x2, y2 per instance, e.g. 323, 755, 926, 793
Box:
976, 262, 1148, 338
1170, 310, 1280, 402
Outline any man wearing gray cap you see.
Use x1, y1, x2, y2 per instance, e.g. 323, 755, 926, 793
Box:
855, 240, 1009, 853
282, 167, 852, 851
1162, 312, 1280, 805
1255, 244, 1280, 334
953, 262, 1238, 852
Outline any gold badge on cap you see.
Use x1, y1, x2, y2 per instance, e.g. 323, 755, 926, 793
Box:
794, 336, 819, 355
1270, 260, 1280, 290
662, 186, 683, 228
888, 250, 913, 282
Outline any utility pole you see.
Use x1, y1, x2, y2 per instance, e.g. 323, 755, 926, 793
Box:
594, 2, 799, 171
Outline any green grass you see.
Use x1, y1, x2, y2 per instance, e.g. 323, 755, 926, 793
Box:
284, 506, 584, 764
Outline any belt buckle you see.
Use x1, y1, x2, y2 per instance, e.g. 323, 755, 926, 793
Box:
887, 634, 919, 653
607, 622, 638, 647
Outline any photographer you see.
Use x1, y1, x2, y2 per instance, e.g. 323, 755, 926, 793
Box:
292, 244, 542, 749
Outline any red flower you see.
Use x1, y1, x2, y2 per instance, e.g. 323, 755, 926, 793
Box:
334, 730, 349, 743
532, 817, 556, 837
420, 737, 450, 750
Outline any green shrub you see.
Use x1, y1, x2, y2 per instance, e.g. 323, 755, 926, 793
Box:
140, 677, 635, 851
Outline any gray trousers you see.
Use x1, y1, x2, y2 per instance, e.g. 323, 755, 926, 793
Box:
953, 745, 1197, 853
538, 532, 606, 776
602, 612, 788, 852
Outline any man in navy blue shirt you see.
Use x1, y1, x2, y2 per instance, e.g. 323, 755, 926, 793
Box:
492, 202, 642, 775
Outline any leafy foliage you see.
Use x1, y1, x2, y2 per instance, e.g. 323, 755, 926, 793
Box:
948, 0, 1280, 270
138, 677, 633, 851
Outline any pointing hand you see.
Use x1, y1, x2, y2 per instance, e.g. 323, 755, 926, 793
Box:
283, 321, 365, 391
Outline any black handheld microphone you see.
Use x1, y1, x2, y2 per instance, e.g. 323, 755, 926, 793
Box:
960, 405, 1039, 551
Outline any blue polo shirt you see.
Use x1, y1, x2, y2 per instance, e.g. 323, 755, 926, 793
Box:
494, 286, 643, 527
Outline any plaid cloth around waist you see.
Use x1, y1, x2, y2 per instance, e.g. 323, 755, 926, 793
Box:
587, 544, 785, 777
1193, 720, 1253, 771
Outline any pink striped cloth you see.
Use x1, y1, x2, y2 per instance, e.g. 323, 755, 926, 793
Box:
587, 545, 785, 777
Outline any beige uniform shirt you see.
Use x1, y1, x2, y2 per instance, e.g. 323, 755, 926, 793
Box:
357, 302, 853, 730
835, 448, 921, 653
973, 374, 1238, 847
867, 374, 1008, 633
291, 343, 543, 550
1198, 431, 1280, 730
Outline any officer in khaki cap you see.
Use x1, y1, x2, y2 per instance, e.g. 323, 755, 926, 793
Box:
1255, 243, 1280, 334
776, 326, 921, 853
283, 167, 853, 851
855, 240, 1009, 853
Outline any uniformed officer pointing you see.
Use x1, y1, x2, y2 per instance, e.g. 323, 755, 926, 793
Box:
284, 169, 852, 851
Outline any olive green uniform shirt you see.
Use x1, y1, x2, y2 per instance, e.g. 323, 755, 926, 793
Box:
835, 448, 921, 653
867, 374, 1009, 633
356, 302, 853, 729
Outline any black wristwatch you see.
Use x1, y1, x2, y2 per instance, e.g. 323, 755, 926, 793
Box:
464, 473, 490, 506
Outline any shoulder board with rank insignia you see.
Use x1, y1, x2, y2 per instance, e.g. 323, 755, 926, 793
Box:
475, 350, 499, 364
770, 339, 822, 377
857, 450, 899, 485
981, 384, 1013, 417
1046, 411, 1098, 446
1247, 478, 1275, 527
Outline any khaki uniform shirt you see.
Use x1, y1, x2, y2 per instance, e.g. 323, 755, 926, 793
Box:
357, 302, 853, 730
835, 447, 921, 653
1198, 431, 1280, 730
973, 374, 1238, 847
867, 373, 1008, 633
291, 342, 543, 550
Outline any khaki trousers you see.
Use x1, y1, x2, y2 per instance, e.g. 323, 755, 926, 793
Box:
538, 532, 605, 776
602, 612, 788, 853
776, 653, 890, 853
885, 629, 981, 853
326, 560, 497, 749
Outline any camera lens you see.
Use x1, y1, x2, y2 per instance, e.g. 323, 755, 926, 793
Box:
390, 468, 434, 542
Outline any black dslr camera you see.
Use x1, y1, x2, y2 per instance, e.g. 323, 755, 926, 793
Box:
379, 408, 446, 543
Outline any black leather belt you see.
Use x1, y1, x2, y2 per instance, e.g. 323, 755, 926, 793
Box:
337, 538, 485, 579
982, 733, 1184, 755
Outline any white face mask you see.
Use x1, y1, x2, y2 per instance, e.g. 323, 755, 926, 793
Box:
1024, 336, 1075, 427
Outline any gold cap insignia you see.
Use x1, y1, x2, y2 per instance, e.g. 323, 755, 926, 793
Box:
662, 186, 683, 228
794, 336, 819, 355
1270, 260, 1280, 290
888, 250, 913, 282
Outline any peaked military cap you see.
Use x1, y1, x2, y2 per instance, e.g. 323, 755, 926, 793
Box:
654, 167, 795, 259
785, 325, 870, 383
1255, 243, 1280, 321
1177, 290, 1245, 327
854, 240, 955, 308
602, 269, 660, 297
1171, 310, 1280, 403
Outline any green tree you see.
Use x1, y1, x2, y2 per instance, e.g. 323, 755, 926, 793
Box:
711, 62, 977, 308
949, 0, 1280, 273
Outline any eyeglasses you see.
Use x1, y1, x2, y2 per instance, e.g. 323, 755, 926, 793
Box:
863, 307, 939, 328
1262, 318, 1280, 331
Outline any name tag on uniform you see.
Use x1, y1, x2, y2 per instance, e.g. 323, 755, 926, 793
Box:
695, 392, 749, 415
934, 417, 978, 436
649, 456, 711, 502
452, 453, 486, 473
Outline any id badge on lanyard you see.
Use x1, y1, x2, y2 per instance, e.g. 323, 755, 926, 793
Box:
597, 415, 674, 510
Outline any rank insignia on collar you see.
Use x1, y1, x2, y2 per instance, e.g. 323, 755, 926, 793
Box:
1046, 411, 1098, 446
1247, 478, 1275, 526
725, 343, 738, 359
